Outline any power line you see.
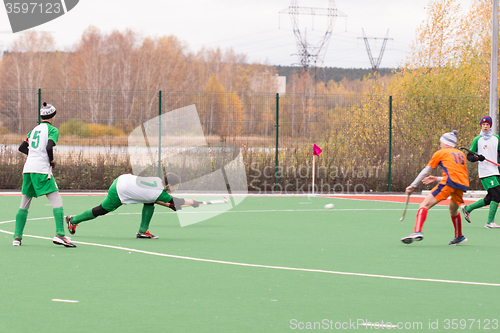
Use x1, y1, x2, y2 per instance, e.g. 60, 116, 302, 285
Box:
279, 0, 346, 71
357, 29, 393, 71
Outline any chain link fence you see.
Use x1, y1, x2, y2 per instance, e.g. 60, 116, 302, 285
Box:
0, 89, 490, 192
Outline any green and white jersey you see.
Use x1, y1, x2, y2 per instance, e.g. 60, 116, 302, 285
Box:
470, 133, 500, 178
116, 174, 172, 204
22, 122, 59, 174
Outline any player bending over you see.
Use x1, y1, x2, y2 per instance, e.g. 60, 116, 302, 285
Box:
13, 102, 75, 247
66, 173, 200, 239
401, 130, 470, 245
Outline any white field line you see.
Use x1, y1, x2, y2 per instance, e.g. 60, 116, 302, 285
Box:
89, 207, 450, 217
52, 299, 79, 303
330, 196, 481, 205
0, 218, 499, 288
0, 207, 449, 226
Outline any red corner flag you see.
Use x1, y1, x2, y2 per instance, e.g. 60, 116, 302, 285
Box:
313, 144, 322, 156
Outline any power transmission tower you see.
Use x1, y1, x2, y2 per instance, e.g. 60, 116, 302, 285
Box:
358, 29, 393, 71
280, 0, 346, 71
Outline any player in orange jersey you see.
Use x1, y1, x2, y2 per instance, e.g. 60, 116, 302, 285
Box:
401, 130, 470, 245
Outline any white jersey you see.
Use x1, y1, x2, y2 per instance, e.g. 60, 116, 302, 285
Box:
23, 123, 58, 174
471, 134, 500, 178
116, 174, 165, 204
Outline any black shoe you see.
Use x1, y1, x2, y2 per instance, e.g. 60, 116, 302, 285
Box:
66, 215, 77, 235
136, 230, 158, 239
449, 235, 467, 245
461, 205, 471, 223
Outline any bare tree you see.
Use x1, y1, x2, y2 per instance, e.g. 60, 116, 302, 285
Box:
72, 26, 110, 123
0, 31, 55, 133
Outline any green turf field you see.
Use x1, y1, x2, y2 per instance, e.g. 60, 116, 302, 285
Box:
1, 195, 499, 332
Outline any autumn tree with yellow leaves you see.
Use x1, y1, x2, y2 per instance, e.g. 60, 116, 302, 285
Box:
380, 0, 498, 189
198, 74, 244, 141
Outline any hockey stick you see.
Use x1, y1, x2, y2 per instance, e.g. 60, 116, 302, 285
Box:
181, 196, 229, 208
400, 194, 410, 221
459, 146, 500, 167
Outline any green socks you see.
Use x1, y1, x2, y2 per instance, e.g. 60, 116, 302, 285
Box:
53, 207, 65, 237
139, 205, 155, 233
14, 209, 28, 240
466, 199, 499, 223
14, 207, 66, 239
466, 198, 486, 213
71, 208, 96, 224
488, 201, 499, 223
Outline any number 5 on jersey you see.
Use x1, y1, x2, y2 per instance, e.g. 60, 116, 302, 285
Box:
31, 130, 41, 148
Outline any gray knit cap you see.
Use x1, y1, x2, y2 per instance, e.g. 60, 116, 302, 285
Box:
40, 102, 56, 119
440, 130, 458, 147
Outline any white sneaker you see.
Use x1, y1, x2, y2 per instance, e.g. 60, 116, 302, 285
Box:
485, 222, 500, 228
52, 235, 76, 247
12, 237, 21, 246
401, 232, 423, 244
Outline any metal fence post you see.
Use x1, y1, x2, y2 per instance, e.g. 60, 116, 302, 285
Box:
388, 96, 393, 192
37, 88, 41, 124
274, 93, 280, 192
158, 90, 162, 178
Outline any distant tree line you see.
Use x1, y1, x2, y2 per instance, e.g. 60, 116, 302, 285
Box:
274, 65, 395, 85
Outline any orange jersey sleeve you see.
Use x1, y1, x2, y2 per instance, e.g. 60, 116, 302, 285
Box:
427, 148, 469, 191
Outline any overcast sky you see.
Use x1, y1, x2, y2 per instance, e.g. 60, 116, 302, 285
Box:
0, 0, 473, 69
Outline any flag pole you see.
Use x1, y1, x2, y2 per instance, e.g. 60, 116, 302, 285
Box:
312, 154, 316, 195
312, 143, 322, 196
